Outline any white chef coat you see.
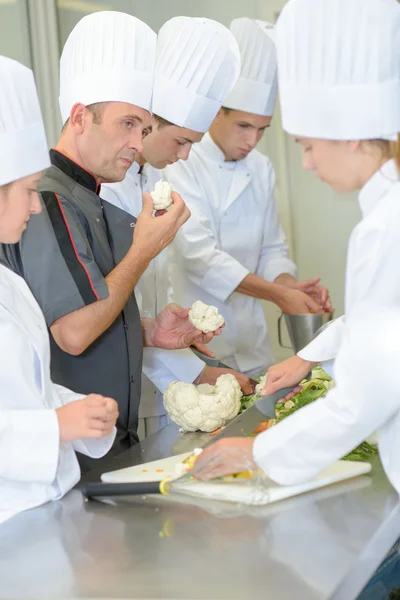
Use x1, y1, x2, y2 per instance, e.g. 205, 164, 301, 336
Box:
165, 132, 297, 374
0, 263, 115, 525
298, 159, 400, 367
254, 302, 400, 493
101, 162, 204, 419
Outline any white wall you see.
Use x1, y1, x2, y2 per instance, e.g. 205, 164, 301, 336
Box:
0, 0, 31, 66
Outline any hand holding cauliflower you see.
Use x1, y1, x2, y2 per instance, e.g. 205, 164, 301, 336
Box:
150, 180, 173, 211
188, 300, 225, 334
164, 373, 242, 432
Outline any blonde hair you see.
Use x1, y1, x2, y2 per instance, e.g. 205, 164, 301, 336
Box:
391, 135, 400, 173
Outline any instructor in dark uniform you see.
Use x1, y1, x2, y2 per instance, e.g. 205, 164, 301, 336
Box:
1, 11, 222, 468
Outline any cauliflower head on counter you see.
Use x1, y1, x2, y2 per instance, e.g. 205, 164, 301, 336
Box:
163, 373, 242, 432
188, 300, 225, 333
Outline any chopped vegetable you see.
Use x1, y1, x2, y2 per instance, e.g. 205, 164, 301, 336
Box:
241, 368, 378, 462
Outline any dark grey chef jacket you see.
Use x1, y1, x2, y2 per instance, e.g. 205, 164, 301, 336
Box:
1, 150, 143, 459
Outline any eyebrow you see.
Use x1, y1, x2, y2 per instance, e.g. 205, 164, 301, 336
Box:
122, 114, 143, 124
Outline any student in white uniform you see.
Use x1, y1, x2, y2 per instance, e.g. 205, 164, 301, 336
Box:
102, 17, 251, 438
166, 19, 331, 377
0, 56, 118, 525
191, 0, 400, 494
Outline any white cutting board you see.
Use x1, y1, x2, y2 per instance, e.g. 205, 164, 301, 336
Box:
101, 453, 372, 506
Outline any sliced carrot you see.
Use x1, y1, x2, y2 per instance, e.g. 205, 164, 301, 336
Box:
251, 421, 270, 435
209, 427, 223, 436
142, 469, 148, 473
156, 469, 164, 473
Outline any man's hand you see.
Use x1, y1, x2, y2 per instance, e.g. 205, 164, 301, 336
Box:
142, 303, 224, 350
56, 394, 118, 443
193, 365, 252, 395
294, 278, 332, 312
274, 285, 324, 314
191, 438, 256, 481
262, 356, 316, 396
132, 192, 190, 262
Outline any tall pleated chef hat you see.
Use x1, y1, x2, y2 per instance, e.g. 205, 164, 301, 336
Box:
152, 17, 241, 133
59, 11, 156, 124
223, 18, 277, 117
277, 0, 400, 140
0, 56, 49, 186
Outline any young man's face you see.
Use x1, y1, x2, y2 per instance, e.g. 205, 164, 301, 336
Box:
74, 101, 152, 184
212, 109, 272, 161
140, 117, 203, 169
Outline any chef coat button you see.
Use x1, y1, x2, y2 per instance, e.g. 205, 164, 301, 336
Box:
246, 173, 250, 177
130, 222, 135, 228
123, 323, 128, 330
131, 375, 135, 383
135, 182, 138, 186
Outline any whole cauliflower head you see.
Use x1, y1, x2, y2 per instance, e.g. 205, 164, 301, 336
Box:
163, 373, 242, 432
188, 300, 225, 333
150, 180, 173, 211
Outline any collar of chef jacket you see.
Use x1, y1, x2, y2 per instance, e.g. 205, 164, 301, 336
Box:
49, 149, 101, 196
358, 159, 399, 218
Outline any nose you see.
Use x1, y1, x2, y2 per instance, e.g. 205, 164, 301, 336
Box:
30, 192, 42, 215
302, 150, 314, 171
128, 130, 144, 154
177, 143, 192, 162
245, 130, 258, 150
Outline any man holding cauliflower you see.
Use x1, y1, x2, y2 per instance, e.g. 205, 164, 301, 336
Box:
101, 17, 252, 437
166, 18, 331, 378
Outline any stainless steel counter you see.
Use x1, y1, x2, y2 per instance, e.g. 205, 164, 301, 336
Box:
1, 411, 399, 600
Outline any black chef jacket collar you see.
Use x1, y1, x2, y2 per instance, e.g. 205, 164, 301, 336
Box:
50, 149, 101, 195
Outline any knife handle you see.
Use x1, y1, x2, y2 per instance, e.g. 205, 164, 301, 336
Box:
82, 481, 161, 500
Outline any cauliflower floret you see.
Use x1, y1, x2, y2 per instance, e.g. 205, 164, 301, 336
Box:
150, 180, 173, 211
188, 300, 225, 333
255, 373, 268, 395
163, 374, 242, 432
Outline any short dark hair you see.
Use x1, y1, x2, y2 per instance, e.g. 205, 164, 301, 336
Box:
221, 106, 234, 115
153, 114, 174, 128
61, 101, 106, 132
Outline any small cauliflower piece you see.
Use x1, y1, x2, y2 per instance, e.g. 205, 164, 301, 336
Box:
163, 374, 242, 432
255, 373, 268, 395
284, 400, 295, 410
150, 180, 173, 211
188, 300, 225, 333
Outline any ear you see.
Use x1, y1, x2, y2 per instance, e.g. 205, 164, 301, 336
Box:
69, 103, 87, 132
214, 108, 224, 122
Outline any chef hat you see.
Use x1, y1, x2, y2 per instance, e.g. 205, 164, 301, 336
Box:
59, 11, 156, 124
0, 56, 49, 187
277, 0, 400, 140
152, 17, 241, 133
223, 19, 277, 117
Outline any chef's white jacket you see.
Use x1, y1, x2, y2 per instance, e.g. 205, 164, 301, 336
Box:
298, 160, 399, 366
253, 161, 400, 494
165, 133, 297, 374
101, 163, 204, 418
0, 263, 115, 525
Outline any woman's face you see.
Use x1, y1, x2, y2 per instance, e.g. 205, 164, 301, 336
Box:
0, 172, 42, 244
295, 137, 363, 192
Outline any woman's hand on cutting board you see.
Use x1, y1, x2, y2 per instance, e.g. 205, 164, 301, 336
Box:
191, 437, 256, 481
